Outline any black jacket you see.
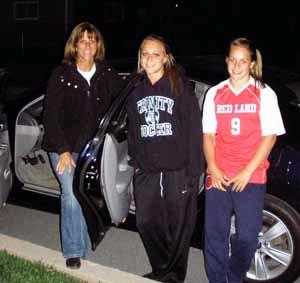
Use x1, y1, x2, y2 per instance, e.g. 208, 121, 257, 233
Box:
126, 71, 204, 177
43, 60, 124, 154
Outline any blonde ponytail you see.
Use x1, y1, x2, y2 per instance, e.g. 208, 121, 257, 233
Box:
251, 49, 263, 81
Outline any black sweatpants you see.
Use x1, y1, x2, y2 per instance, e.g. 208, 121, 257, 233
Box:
133, 168, 198, 283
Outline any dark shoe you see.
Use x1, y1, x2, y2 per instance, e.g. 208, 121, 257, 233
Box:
143, 272, 161, 281
66, 257, 81, 269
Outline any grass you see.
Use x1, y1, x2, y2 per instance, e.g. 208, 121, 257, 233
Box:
0, 250, 86, 283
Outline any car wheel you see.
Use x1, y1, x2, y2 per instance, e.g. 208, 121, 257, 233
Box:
245, 194, 300, 283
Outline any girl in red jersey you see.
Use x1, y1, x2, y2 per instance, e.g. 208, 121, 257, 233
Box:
202, 38, 285, 283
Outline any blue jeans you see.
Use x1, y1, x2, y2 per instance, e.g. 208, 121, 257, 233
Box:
49, 152, 88, 259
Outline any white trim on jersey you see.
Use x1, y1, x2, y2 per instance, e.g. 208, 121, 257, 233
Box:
202, 80, 227, 134
202, 77, 286, 136
260, 86, 286, 136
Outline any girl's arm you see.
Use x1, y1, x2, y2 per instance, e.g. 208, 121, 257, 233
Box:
204, 133, 229, 191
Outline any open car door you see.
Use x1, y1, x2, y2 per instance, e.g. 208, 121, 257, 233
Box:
101, 133, 133, 224
73, 74, 143, 250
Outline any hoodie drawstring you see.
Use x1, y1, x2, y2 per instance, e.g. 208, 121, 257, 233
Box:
160, 172, 164, 198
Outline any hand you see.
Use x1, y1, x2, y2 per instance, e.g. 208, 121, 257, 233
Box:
209, 166, 229, 192
229, 169, 252, 192
56, 152, 76, 175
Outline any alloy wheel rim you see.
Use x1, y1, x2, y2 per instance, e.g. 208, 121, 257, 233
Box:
247, 210, 293, 281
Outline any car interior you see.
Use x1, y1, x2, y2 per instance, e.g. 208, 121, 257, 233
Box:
14, 96, 60, 196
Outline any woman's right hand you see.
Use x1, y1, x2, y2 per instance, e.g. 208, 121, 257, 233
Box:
56, 152, 76, 175
209, 165, 229, 191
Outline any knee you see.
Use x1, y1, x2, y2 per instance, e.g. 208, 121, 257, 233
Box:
205, 220, 231, 240
233, 231, 259, 249
59, 175, 74, 195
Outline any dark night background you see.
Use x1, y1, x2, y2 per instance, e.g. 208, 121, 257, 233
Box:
0, 0, 299, 86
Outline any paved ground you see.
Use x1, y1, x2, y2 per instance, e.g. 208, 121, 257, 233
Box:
1, 191, 300, 283
0, 233, 155, 283
0, 202, 207, 283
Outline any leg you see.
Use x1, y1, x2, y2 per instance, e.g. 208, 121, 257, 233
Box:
134, 169, 198, 283
49, 152, 88, 259
134, 170, 170, 276
163, 170, 199, 282
228, 184, 265, 283
204, 186, 233, 283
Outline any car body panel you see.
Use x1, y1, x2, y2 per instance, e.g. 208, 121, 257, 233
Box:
0, 69, 12, 206
268, 145, 300, 212
0, 111, 12, 207
73, 136, 109, 250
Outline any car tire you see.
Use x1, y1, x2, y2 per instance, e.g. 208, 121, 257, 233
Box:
245, 194, 300, 283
